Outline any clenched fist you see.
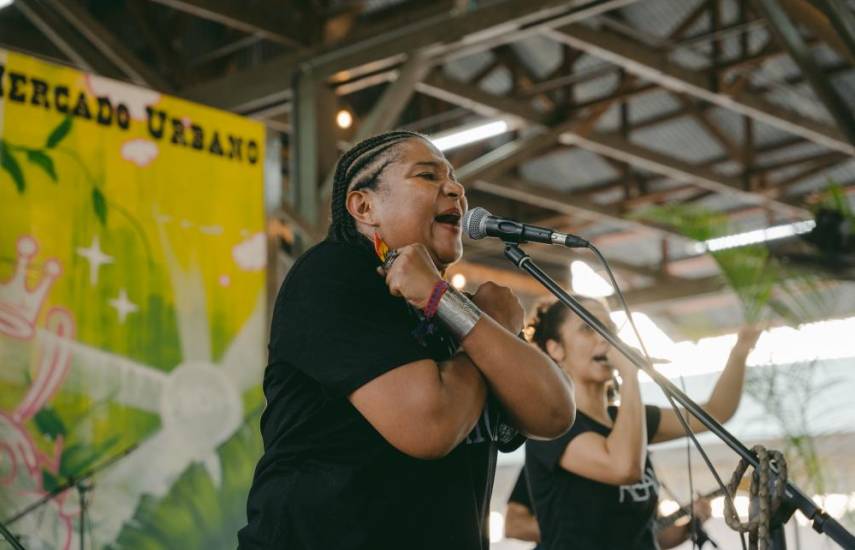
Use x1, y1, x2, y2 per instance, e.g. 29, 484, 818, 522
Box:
471, 281, 524, 335
378, 244, 442, 309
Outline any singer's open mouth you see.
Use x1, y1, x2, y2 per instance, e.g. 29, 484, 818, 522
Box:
434, 212, 461, 227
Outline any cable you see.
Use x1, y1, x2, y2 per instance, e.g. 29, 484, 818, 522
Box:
587, 244, 748, 550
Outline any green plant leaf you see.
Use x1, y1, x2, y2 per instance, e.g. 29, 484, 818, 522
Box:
92, 187, 108, 225
1, 140, 25, 193
45, 116, 73, 148
33, 407, 67, 440
26, 149, 57, 182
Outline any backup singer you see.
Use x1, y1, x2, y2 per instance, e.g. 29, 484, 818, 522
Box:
237, 131, 575, 549
524, 298, 760, 550
504, 468, 712, 548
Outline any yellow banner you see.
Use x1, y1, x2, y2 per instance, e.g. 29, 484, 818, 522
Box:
0, 49, 266, 549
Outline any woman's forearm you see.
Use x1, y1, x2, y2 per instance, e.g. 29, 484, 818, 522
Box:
605, 370, 646, 482
460, 315, 575, 439
702, 341, 751, 424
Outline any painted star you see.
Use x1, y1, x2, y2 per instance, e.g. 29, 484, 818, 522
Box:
77, 236, 113, 285
109, 289, 138, 323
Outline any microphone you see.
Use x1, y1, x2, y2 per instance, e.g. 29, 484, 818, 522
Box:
463, 207, 589, 248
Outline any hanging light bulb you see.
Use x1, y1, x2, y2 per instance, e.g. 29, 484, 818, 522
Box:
336, 109, 353, 129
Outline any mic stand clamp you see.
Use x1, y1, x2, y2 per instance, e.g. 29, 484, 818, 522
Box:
501, 242, 855, 549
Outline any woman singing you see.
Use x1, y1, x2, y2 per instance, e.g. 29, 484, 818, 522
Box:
237, 131, 575, 549
525, 298, 760, 550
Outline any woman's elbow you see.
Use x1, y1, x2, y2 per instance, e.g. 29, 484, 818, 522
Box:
543, 382, 577, 437
398, 413, 467, 460
614, 463, 644, 485
525, 395, 576, 440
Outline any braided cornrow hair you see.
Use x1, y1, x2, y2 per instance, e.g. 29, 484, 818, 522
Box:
328, 130, 428, 248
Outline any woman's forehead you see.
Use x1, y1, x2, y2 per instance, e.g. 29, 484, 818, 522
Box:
566, 301, 614, 329
396, 138, 452, 170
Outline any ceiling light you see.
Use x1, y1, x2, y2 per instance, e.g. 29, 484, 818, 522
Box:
451, 273, 466, 289
691, 219, 816, 254
0, 0, 13, 9
429, 119, 509, 152
336, 109, 353, 129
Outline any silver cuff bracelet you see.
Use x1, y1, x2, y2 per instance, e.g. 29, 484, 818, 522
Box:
436, 287, 482, 341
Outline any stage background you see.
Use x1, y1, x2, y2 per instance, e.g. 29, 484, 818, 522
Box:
0, 49, 267, 549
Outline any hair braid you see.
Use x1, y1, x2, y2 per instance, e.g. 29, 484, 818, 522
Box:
327, 130, 426, 246
526, 300, 571, 352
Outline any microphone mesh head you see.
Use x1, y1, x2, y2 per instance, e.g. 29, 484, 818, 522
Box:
463, 207, 491, 240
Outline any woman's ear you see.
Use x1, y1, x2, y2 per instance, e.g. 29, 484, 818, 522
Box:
346, 189, 378, 227
545, 338, 565, 363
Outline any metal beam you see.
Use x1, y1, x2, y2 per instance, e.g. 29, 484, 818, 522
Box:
318, 50, 431, 201
470, 176, 688, 242
622, 275, 726, 306
46, 0, 171, 91
289, 68, 338, 240
14, 0, 123, 79
544, 23, 855, 156
783, 0, 855, 64
0, 11, 66, 62
181, 0, 637, 113
457, 75, 637, 184
350, 51, 431, 145
417, 74, 810, 217
753, 0, 855, 146
145, 0, 312, 49
811, 0, 855, 60
463, 229, 664, 282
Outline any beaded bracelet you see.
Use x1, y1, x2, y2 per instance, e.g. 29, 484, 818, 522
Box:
424, 280, 450, 319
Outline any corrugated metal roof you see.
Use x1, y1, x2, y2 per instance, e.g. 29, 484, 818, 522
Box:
442, 50, 494, 82
480, 65, 513, 95
630, 117, 726, 163
521, 147, 619, 190
510, 34, 562, 80
619, 0, 706, 40
707, 106, 791, 148
628, 89, 682, 123
786, 160, 855, 196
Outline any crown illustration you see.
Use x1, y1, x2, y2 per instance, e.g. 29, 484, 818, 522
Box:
0, 236, 61, 340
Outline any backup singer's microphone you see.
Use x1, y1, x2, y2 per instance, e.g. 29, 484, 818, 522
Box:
463, 207, 589, 248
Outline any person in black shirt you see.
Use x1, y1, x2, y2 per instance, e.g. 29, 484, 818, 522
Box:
524, 298, 760, 549
504, 467, 712, 548
505, 468, 541, 549
237, 131, 575, 550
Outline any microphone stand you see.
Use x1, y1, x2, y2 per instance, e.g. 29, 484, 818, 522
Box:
0, 519, 26, 550
3, 441, 139, 548
501, 243, 855, 549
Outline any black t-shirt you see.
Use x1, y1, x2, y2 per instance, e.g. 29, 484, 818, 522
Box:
238, 239, 522, 550
525, 405, 662, 550
507, 468, 542, 550
508, 468, 532, 510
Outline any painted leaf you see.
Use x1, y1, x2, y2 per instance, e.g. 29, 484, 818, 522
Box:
33, 407, 67, 440
92, 187, 108, 225
59, 436, 119, 479
42, 470, 61, 493
26, 149, 57, 182
45, 116, 73, 148
0, 141, 25, 193
113, 411, 264, 549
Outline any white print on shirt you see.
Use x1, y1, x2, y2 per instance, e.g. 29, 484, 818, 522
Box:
618, 464, 659, 503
